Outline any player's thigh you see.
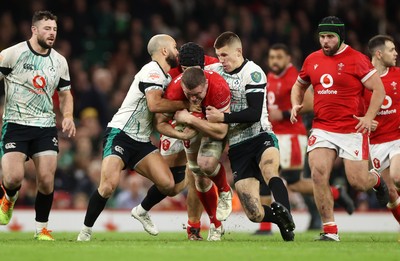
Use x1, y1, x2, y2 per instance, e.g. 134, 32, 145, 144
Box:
136, 151, 173, 188
259, 147, 280, 180
389, 154, 400, 183
343, 158, 370, 186
1, 152, 26, 184
308, 148, 336, 178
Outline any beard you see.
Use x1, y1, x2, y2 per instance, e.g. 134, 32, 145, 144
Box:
322, 44, 340, 56
37, 37, 53, 49
166, 53, 178, 68
269, 65, 285, 75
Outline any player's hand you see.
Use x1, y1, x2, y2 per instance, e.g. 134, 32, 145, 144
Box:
62, 117, 76, 137
353, 115, 373, 135
180, 126, 198, 140
189, 103, 202, 113
205, 106, 224, 123
371, 120, 379, 132
290, 105, 303, 123
174, 109, 191, 124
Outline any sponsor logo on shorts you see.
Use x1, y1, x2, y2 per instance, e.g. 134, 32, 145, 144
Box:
183, 140, 191, 148
52, 137, 58, 147
162, 139, 170, 151
5, 142, 16, 149
373, 158, 381, 169
354, 150, 359, 156
308, 135, 316, 146
114, 145, 124, 155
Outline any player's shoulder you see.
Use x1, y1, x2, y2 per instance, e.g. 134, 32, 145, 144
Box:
1, 41, 28, 56
139, 61, 168, 81
204, 70, 229, 87
204, 55, 219, 66
388, 66, 400, 74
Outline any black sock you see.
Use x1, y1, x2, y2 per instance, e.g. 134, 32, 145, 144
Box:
3, 184, 21, 198
84, 190, 108, 227
268, 176, 291, 211
35, 191, 54, 222
261, 205, 278, 223
141, 185, 167, 211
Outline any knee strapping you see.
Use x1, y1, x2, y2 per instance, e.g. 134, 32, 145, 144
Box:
187, 160, 202, 176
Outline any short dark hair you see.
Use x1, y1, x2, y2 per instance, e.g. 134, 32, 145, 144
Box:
269, 43, 291, 55
214, 31, 241, 49
368, 35, 394, 57
181, 67, 206, 90
32, 10, 57, 25
179, 42, 205, 68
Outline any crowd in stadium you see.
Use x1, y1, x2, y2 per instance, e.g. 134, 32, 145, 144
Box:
0, 0, 398, 213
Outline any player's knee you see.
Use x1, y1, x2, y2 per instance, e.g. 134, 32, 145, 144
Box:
36, 175, 54, 194
98, 182, 118, 198
195, 176, 212, 192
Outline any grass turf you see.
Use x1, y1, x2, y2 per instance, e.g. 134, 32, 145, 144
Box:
0, 231, 399, 261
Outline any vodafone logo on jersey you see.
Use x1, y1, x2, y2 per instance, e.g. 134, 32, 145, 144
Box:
377, 95, 397, 116
317, 74, 337, 95
30, 75, 46, 94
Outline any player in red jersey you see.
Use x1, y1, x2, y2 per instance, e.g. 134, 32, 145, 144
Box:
157, 67, 231, 241
131, 43, 221, 240
364, 35, 400, 225
291, 16, 389, 241
256, 43, 355, 235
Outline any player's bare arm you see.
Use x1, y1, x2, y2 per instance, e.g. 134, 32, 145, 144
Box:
290, 80, 309, 123
174, 108, 229, 140
354, 73, 385, 133
154, 112, 198, 140
58, 90, 76, 137
146, 89, 189, 113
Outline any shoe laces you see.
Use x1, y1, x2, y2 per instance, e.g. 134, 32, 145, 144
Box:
39, 228, 54, 238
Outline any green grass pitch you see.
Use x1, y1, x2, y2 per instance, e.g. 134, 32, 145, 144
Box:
0, 231, 399, 261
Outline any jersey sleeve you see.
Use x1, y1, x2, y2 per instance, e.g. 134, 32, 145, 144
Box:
57, 56, 71, 92
244, 66, 266, 94
206, 71, 231, 111
0, 48, 14, 80
204, 55, 219, 66
297, 56, 311, 85
141, 66, 167, 94
354, 53, 377, 83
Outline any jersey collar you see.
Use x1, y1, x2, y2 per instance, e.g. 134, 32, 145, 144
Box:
26, 40, 51, 57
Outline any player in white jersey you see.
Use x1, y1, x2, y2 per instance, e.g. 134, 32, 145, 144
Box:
366, 35, 400, 226
0, 11, 75, 241
206, 32, 295, 241
77, 34, 189, 241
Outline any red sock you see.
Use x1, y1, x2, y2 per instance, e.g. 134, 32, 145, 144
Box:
388, 198, 400, 225
196, 184, 221, 227
188, 220, 201, 229
323, 222, 338, 234
259, 222, 272, 231
371, 171, 381, 189
209, 163, 230, 193
331, 186, 339, 200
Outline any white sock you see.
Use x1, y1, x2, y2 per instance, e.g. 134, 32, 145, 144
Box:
36, 221, 48, 233
81, 225, 92, 233
136, 204, 147, 215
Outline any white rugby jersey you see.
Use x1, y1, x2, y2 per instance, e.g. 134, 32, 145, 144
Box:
0, 41, 71, 127
206, 60, 271, 146
108, 61, 171, 142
